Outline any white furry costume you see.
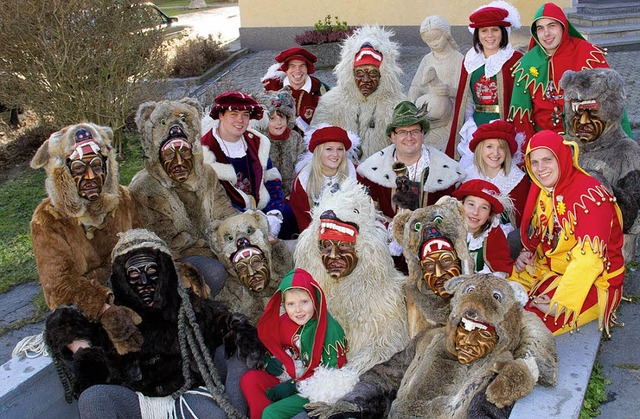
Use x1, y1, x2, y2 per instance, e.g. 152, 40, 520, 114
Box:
294, 178, 409, 374
311, 26, 407, 160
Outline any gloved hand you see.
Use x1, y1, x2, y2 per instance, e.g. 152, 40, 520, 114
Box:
264, 356, 285, 376
99, 305, 144, 355
266, 212, 283, 238
266, 379, 297, 402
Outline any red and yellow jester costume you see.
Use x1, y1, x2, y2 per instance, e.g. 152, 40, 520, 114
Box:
510, 131, 624, 336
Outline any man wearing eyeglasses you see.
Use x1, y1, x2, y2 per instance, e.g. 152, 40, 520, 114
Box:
358, 101, 465, 221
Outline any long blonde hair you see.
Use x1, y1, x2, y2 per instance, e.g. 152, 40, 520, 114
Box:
306, 143, 349, 201
473, 138, 512, 177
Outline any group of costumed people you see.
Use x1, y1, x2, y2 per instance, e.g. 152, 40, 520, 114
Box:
24, 1, 640, 418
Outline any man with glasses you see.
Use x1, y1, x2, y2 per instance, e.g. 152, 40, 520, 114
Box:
357, 101, 465, 221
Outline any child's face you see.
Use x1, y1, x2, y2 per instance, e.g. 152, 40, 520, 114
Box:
284, 288, 315, 326
462, 196, 492, 234
268, 112, 288, 137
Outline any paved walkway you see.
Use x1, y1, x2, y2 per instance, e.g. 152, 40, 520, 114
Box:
1, 38, 639, 418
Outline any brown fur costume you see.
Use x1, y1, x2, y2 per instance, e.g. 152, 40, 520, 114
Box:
294, 178, 409, 375
209, 210, 294, 323
130, 97, 238, 259
560, 68, 640, 259
306, 274, 557, 419
392, 196, 475, 337
30, 122, 141, 327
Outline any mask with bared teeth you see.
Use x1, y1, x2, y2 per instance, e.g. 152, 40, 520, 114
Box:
318, 210, 359, 280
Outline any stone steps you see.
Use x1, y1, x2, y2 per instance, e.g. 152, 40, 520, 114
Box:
568, 1, 640, 51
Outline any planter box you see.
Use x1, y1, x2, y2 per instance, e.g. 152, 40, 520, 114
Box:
302, 43, 342, 70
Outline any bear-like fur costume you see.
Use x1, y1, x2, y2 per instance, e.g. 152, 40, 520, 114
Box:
560, 68, 640, 260
30, 123, 142, 353
294, 178, 409, 375
392, 197, 475, 337
130, 98, 238, 259
209, 210, 294, 323
305, 274, 557, 419
45, 229, 263, 400
311, 25, 407, 160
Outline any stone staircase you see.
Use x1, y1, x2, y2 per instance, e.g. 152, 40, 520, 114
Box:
568, 0, 640, 51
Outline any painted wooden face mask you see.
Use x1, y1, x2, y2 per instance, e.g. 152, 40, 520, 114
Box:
418, 228, 462, 298
125, 253, 159, 307
318, 210, 359, 280
230, 238, 270, 292
67, 128, 106, 201
160, 133, 193, 183
454, 317, 498, 364
570, 100, 605, 143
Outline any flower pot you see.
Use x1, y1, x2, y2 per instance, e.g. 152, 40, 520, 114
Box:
303, 43, 342, 70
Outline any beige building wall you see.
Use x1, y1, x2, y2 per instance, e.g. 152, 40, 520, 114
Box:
238, 0, 573, 50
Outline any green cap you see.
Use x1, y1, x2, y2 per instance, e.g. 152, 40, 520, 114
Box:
386, 101, 430, 137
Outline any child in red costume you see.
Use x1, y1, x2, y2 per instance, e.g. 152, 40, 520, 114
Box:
453, 179, 514, 277
240, 268, 349, 419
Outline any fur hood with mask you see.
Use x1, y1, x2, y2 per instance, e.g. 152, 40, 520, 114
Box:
305, 274, 557, 419
560, 68, 640, 240
294, 177, 409, 376
311, 25, 407, 160
30, 122, 121, 229
30, 123, 141, 321
130, 98, 238, 258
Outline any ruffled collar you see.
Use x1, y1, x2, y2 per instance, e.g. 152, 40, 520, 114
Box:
464, 163, 524, 195
464, 44, 516, 79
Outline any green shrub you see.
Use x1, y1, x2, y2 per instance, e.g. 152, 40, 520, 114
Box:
580, 363, 611, 419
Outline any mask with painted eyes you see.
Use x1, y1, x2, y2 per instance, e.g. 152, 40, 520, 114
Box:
160, 137, 193, 183
319, 239, 359, 280
571, 101, 605, 143
230, 237, 271, 292
67, 153, 106, 201
454, 320, 498, 364
418, 225, 461, 298
125, 253, 159, 307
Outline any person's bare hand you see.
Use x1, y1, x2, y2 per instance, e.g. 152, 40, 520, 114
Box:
530, 294, 557, 316
515, 251, 533, 273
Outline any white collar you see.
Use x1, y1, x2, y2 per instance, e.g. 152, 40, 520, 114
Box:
283, 75, 312, 93
464, 163, 524, 195
464, 44, 515, 79
467, 217, 501, 250
214, 128, 246, 158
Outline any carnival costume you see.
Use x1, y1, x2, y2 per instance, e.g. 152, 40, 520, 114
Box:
252, 88, 307, 197
130, 98, 237, 260
202, 92, 297, 239
44, 229, 263, 418
508, 2, 609, 140
294, 178, 409, 375
447, 1, 523, 159
30, 123, 142, 354
290, 125, 359, 232
560, 68, 640, 261
453, 179, 514, 276
311, 25, 406, 159
241, 269, 350, 419
262, 47, 329, 128
510, 131, 625, 336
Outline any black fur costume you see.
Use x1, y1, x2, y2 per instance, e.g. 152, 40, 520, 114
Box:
45, 229, 263, 415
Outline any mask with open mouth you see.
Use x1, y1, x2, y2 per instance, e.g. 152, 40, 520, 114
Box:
454, 315, 498, 364
418, 225, 462, 298
230, 237, 270, 292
